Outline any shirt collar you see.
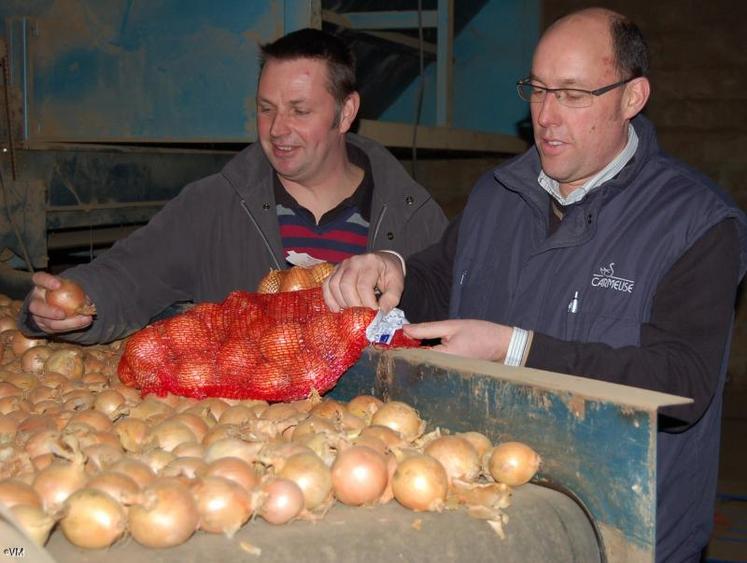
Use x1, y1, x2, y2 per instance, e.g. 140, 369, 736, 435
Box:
538, 123, 639, 206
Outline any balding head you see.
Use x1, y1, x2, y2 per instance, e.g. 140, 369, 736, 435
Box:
526, 8, 651, 195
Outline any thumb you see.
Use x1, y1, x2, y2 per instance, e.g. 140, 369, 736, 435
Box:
403, 321, 451, 341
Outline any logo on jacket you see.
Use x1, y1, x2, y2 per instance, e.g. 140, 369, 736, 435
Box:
591, 262, 635, 293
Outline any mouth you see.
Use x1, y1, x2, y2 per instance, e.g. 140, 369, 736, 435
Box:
271, 143, 298, 157
539, 137, 567, 154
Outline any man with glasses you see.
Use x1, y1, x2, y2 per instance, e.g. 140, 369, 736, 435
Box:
323, 8, 746, 560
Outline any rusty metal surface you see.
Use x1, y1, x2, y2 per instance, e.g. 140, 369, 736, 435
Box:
330, 348, 685, 562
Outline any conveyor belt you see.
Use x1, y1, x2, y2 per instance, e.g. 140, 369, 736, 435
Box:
10, 483, 601, 562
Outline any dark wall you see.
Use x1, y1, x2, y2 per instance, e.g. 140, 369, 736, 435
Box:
543, 0, 747, 384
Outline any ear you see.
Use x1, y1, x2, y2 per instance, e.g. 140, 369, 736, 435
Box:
337, 91, 360, 133
621, 77, 650, 120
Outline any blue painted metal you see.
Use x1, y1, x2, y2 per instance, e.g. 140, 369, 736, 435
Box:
0, 0, 323, 143
380, 0, 540, 136
331, 348, 665, 561
335, 10, 438, 29
436, 0, 453, 126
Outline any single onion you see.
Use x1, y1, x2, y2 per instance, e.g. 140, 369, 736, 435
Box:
172, 442, 205, 458
114, 417, 149, 452
45, 349, 85, 380
128, 478, 199, 548
371, 401, 425, 443
359, 425, 406, 450
203, 438, 263, 465
200, 457, 259, 493
218, 404, 258, 425
8, 331, 45, 357
0, 315, 16, 333
93, 389, 126, 418
424, 435, 480, 483
10, 504, 55, 546
391, 454, 448, 512
331, 445, 388, 506
86, 471, 142, 505
0, 478, 42, 508
191, 476, 253, 537
67, 409, 112, 433
45, 278, 96, 317
0, 382, 21, 399
110, 458, 156, 489
346, 394, 383, 423
169, 413, 209, 442
278, 451, 332, 511
310, 399, 346, 421
32, 459, 88, 512
20, 346, 52, 375
60, 488, 127, 549
138, 447, 175, 474
146, 420, 197, 452
161, 456, 208, 480
485, 442, 541, 487
258, 478, 304, 524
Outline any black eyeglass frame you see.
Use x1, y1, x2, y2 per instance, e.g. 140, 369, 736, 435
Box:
516, 76, 637, 104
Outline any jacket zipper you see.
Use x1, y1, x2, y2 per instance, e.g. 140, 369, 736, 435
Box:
369, 204, 388, 249
223, 171, 282, 270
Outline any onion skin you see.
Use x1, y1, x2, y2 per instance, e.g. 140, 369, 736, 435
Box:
32, 460, 88, 513
392, 454, 448, 512
371, 401, 425, 443
0, 479, 42, 508
10, 505, 55, 546
60, 488, 127, 549
485, 442, 541, 487
331, 445, 388, 506
258, 478, 304, 524
278, 452, 333, 511
191, 476, 253, 537
45, 278, 96, 317
424, 436, 481, 483
200, 457, 259, 493
128, 479, 199, 548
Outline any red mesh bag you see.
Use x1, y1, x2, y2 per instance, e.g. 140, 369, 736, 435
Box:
117, 287, 418, 401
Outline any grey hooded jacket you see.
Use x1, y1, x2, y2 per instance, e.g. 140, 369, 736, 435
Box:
22, 133, 446, 344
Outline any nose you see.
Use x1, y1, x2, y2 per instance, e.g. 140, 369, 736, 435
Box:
535, 92, 562, 128
269, 111, 290, 138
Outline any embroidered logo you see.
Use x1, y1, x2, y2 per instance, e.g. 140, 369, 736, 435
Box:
591, 262, 635, 293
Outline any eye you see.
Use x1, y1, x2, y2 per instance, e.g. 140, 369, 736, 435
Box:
293, 108, 310, 116
257, 105, 273, 114
563, 90, 587, 101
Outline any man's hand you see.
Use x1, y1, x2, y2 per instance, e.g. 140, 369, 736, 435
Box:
404, 319, 513, 362
27, 272, 93, 334
323, 251, 405, 313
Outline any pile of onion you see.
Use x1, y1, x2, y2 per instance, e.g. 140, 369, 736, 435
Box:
0, 292, 548, 553
257, 263, 335, 293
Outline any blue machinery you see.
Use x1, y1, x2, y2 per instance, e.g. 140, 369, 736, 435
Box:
0, 0, 537, 293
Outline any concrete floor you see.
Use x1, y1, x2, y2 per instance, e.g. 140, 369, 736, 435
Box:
705, 384, 747, 562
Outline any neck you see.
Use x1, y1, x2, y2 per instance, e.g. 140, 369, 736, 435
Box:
280, 147, 363, 222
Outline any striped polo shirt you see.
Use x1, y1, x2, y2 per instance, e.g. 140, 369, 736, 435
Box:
274, 144, 373, 264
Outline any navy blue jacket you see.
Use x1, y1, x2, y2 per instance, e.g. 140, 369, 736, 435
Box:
451, 115, 747, 561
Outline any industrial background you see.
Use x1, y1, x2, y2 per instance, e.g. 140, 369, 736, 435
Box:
0, 0, 745, 560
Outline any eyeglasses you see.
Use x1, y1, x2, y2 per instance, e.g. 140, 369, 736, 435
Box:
516, 77, 636, 108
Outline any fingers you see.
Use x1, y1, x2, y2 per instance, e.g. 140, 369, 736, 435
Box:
31, 271, 62, 291
322, 253, 404, 312
27, 272, 92, 334
32, 314, 93, 334
403, 320, 453, 340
